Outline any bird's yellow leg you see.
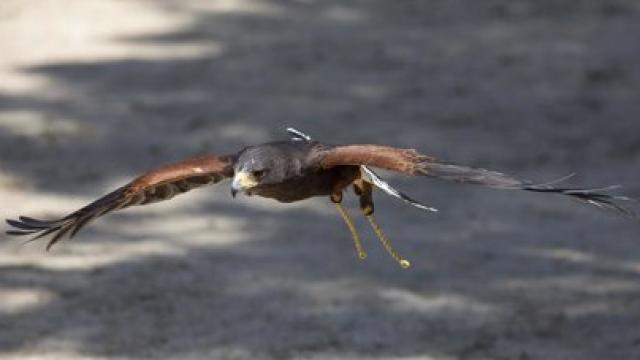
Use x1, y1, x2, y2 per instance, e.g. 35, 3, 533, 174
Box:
354, 179, 411, 269
365, 214, 411, 269
334, 203, 368, 260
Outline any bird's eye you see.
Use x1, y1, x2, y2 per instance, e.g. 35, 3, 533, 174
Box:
252, 169, 267, 179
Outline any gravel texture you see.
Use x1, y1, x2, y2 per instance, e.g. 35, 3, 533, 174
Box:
1, 1, 639, 359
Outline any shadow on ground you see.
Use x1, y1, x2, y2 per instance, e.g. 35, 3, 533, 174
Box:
1, 1, 639, 359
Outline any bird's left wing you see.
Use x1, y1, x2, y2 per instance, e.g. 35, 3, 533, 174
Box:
319, 144, 637, 217
6, 154, 236, 249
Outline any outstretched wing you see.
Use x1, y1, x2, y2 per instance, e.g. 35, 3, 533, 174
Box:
319, 144, 637, 217
6, 154, 236, 249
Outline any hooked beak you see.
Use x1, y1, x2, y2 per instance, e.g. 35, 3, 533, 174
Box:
230, 171, 259, 198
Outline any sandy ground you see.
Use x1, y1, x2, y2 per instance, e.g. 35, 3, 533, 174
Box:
1, 1, 640, 359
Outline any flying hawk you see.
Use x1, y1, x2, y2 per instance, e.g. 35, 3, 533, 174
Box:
5, 128, 636, 268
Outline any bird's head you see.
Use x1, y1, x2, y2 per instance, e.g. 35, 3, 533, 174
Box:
231, 146, 286, 198
230, 165, 269, 198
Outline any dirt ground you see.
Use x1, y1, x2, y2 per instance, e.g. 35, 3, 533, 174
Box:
1, 1, 639, 359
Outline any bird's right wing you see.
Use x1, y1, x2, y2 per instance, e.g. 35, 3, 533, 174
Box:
6, 154, 236, 249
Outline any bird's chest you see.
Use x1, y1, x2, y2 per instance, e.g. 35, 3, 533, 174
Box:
250, 166, 360, 203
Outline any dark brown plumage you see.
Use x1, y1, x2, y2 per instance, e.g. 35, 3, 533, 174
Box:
6, 155, 235, 250
5, 129, 637, 266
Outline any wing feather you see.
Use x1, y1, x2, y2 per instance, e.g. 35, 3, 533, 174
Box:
320, 145, 637, 217
320, 145, 434, 175
6, 154, 236, 249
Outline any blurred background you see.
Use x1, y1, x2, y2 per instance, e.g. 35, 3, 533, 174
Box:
1, 1, 639, 359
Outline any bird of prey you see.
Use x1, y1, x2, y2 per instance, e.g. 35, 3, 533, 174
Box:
6, 128, 636, 268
